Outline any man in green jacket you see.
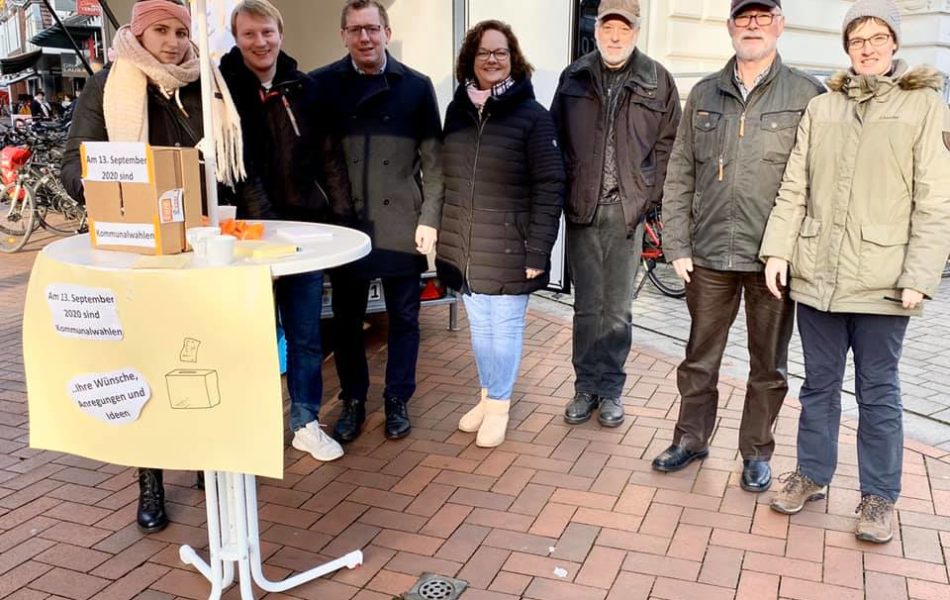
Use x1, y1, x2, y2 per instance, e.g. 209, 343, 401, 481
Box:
653, 0, 824, 492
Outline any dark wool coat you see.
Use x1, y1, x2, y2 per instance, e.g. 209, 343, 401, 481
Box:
310, 53, 444, 278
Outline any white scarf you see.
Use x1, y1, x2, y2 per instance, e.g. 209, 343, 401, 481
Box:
104, 26, 245, 187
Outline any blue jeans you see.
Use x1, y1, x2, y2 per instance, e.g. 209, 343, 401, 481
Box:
463, 293, 530, 400
275, 271, 324, 431
796, 304, 909, 502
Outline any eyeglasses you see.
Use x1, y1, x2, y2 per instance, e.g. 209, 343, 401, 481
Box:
847, 33, 892, 51
344, 25, 382, 38
475, 49, 510, 62
732, 13, 777, 28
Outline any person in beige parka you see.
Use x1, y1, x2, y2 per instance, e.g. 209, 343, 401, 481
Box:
759, 0, 950, 544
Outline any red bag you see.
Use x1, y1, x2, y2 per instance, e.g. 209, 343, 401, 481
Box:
1, 146, 32, 186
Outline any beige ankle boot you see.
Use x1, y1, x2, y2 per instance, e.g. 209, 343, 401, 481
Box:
458, 388, 488, 433
476, 399, 509, 448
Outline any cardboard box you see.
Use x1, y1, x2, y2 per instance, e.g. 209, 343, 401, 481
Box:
84, 146, 203, 255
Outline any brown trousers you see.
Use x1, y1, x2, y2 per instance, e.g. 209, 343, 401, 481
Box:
673, 265, 794, 459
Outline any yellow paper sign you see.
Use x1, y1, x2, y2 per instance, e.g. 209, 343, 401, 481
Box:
24, 253, 284, 478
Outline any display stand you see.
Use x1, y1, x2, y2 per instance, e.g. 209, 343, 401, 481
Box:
179, 472, 363, 598
41, 221, 371, 600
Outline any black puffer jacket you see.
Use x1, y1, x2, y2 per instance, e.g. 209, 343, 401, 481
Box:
436, 79, 565, 296
61, 66, 204, 204
219, 48, 352, 222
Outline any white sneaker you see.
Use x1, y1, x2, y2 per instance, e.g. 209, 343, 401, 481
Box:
291, 421, 343, 462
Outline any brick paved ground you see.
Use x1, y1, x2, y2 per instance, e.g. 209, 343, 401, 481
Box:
539, 269, 950, 449
3, 237, 950, 600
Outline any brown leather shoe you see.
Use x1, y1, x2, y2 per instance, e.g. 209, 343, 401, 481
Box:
769, 471, 826, 515
854, 495, 895, 544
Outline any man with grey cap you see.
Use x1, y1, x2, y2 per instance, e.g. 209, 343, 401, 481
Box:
654, 0, 824, 491
552, 0, 680, 430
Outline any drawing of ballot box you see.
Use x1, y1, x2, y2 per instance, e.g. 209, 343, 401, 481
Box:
165, 369, 221, 409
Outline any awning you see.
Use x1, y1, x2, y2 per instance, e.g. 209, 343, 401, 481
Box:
0, 70, 40, 88
0, 50, 43, 76
30, 16, 98, 49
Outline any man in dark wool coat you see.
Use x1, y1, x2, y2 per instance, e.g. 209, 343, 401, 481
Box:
311, 0, 445, 445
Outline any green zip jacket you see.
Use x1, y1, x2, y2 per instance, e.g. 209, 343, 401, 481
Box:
663, 54, 824, 271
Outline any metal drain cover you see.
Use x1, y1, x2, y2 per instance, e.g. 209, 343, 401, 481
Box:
403, 573, 468, 600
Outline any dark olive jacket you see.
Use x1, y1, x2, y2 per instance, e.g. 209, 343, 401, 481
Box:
662, 54, 825, 271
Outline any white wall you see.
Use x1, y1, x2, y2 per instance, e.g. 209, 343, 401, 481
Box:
466, 0, 574, 108
646, 0, 949, 92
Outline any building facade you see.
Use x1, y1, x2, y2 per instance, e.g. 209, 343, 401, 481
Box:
0, 0, 103, 116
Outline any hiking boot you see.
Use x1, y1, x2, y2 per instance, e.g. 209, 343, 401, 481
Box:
769, 470, 826, 515
855, 494, 895, 544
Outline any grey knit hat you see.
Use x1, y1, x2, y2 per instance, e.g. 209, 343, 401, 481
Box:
842, 0, 902, 51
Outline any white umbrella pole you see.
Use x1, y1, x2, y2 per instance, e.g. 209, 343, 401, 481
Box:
192, 0, 220, 227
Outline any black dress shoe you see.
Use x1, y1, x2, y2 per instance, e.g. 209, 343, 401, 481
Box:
334, 397, 365, 443
564, 392, 599, 424
384, 396, 411, 440
597, 397, 625, 427
137, 468, 168, 533
741, 459, 772, 492
651, 444, 709, 473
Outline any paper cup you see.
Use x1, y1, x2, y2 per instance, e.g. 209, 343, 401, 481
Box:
205, 235, 236, 266
218, 205, 237, 222
186, 226, 220, 257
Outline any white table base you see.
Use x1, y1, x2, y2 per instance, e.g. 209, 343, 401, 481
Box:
179, 471, 363, 599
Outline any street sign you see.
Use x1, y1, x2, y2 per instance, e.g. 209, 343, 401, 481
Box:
77, 0, 101, 16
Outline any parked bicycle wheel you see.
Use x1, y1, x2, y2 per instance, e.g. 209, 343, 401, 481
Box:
642, 255, 686, 298
35, 184, 86, 235
0, 181, 36, 253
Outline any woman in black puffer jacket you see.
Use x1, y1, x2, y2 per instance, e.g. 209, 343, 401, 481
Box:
436, 19, 565, 448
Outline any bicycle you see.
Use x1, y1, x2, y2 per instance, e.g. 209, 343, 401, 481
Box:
635, 204, 686, 299
0, 136, 86, 253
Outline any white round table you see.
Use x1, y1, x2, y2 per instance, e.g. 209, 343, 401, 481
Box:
40, 220, 370, 599
43, 221, 370, 279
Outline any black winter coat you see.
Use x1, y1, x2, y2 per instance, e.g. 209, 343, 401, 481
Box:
61, 67, 205, 205
310, 53, 444, 278
435, 79, 565, 296
219, 48, 352, 223
552, 49, 681, 235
